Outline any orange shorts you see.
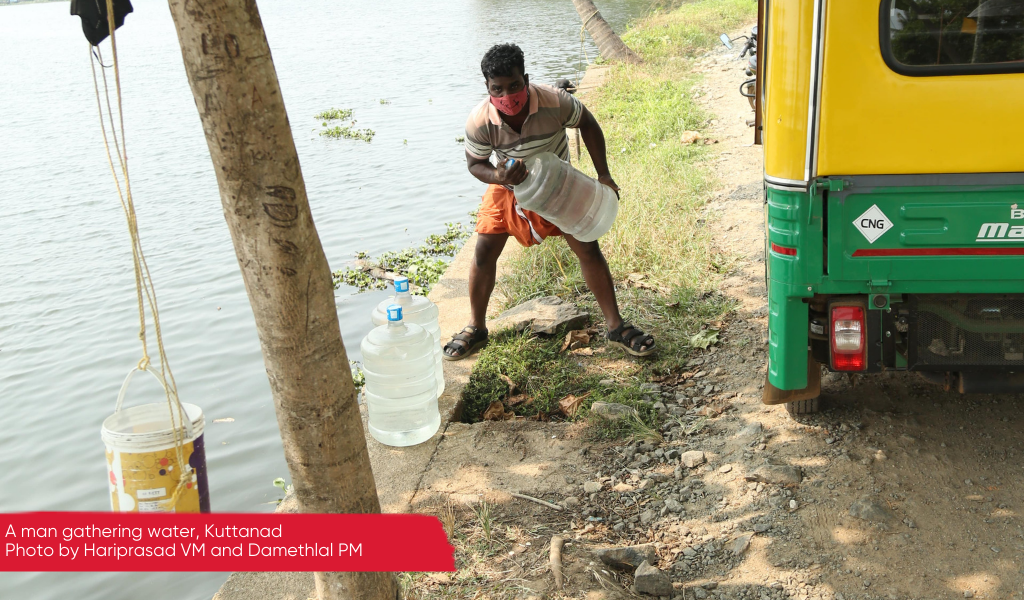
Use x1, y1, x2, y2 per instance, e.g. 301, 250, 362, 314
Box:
474, 184, 562, 247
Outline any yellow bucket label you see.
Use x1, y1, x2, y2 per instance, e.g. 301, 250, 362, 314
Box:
106, 442, 202, 513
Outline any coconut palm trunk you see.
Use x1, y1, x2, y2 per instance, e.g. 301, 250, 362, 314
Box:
572, 0, 641, 63
164, 0, 398, 598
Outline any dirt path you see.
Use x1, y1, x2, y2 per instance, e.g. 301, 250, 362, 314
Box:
408, 28, 1024, 600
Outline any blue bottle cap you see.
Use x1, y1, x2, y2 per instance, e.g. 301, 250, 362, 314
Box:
386, 304, 403, 322
394, 277, 410, 293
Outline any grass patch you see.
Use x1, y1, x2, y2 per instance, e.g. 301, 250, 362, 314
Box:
461, 329, 599, 422
624, 0, 757, 60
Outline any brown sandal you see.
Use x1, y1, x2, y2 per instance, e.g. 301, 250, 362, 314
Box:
443, 326, 488, 361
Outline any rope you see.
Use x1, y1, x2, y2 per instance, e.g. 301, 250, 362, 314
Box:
91, 0, 192, 512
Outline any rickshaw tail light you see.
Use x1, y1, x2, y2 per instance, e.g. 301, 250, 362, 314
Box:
831, 306, 865, 371
771, 242, 797, 257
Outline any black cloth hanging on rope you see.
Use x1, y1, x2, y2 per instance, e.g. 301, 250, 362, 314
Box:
71, 0, 133, 47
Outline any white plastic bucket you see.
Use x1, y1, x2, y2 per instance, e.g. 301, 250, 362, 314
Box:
101, 367, 210, 513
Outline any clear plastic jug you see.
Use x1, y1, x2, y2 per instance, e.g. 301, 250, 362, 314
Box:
360, 305, 441, 446
508, 152, 618, 242
371, 276, 444, 397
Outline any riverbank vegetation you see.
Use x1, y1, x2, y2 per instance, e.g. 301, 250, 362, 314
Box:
333, 222, 471, 293
460, 0, 756, 426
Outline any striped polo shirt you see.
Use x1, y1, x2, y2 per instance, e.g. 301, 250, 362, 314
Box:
464, 83, 584, 164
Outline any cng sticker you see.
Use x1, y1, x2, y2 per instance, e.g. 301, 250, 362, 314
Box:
853, 205, 893, 244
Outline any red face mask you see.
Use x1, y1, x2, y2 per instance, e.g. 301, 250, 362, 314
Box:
490, 86, 529, 116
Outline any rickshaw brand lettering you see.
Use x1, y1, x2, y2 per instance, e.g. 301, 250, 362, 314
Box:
977, 223, 1024, 241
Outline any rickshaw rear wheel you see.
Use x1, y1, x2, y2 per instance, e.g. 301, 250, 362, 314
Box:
785, 397, 820, 417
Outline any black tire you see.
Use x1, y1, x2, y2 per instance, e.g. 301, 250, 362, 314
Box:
785, 397, 820, 417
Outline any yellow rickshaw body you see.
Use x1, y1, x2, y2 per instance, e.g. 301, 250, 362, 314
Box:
758, 0, 1024, 401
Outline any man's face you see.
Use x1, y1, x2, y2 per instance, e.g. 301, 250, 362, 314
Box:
486, 69, 529, 101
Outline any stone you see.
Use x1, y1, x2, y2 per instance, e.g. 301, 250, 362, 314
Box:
849, 497, 897, 523
726, 533, 753, 555
753, 523, 770, 533
665, 499, 685, 513
640, 509, 657, 525
613, 482, 635, 492
681, 451, 706, 468
665, 449, 681, 460
584, 481, 603, 494
745, 464, 802, 485
719, 464, 733, 474
694, 588, 709, 599
562, 496, 580, 508
736, 421, 763, 442
964, 590, 974, 598
594, 544, 659, 570
492, 296, 588, 335
634, 561, 674, 596
591, 402, 636, 421
653, 402, 667, 413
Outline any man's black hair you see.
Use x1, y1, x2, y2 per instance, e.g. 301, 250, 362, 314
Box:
481, 43, 526, 81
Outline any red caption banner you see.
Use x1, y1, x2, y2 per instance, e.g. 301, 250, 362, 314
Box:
2, 512, 454, 572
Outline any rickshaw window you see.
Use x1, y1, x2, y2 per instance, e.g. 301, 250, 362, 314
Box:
881, 0, 1024, 76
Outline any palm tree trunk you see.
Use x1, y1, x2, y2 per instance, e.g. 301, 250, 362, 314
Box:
572, 0, 641, 64
164, 1, 398, 598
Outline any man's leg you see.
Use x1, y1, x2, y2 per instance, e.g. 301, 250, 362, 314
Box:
563, 234, 654, 353
469, 232, 509, 329
444, 232, 508, 358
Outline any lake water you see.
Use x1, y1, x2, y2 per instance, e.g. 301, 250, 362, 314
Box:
0, 0, 649, 597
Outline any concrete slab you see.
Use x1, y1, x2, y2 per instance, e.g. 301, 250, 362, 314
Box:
214, 233, 519, 600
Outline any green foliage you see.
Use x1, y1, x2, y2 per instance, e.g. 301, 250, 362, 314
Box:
271, 477, 293, 505
320, 125, 375, 142
350, 361, 365, 391
623, 0, 757, 60
315, 107, 353, 121
333, 223, 471, 293
379, 98, 391, 105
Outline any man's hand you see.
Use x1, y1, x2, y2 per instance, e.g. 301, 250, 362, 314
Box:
598, 174, 620, 198
495, 159, 528, 186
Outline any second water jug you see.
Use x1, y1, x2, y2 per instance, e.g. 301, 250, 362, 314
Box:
360, 305, 441, 447
371, 276, 444, 396
507, 152, 618, 243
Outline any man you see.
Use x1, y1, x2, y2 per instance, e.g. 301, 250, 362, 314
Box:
443, 43, 655, 360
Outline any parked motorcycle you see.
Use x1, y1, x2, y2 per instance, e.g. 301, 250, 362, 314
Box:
720, 26, 757, 111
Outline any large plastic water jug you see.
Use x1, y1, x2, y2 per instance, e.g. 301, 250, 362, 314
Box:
371, 276, 444, 397
360, 305, 441, 446
507, 152, 618, 242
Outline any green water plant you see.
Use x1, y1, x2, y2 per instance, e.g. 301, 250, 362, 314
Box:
315, 107, 353, 121
333, 222, 470, 293
320, 125, 375, 142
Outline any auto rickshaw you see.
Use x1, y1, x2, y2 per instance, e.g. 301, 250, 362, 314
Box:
753, 0, 1024, 415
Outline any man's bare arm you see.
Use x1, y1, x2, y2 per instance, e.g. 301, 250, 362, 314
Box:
576, 106, 619, 192
467, 152, 527, 186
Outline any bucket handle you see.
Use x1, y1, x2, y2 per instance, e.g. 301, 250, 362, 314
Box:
114, 366, 194, 440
